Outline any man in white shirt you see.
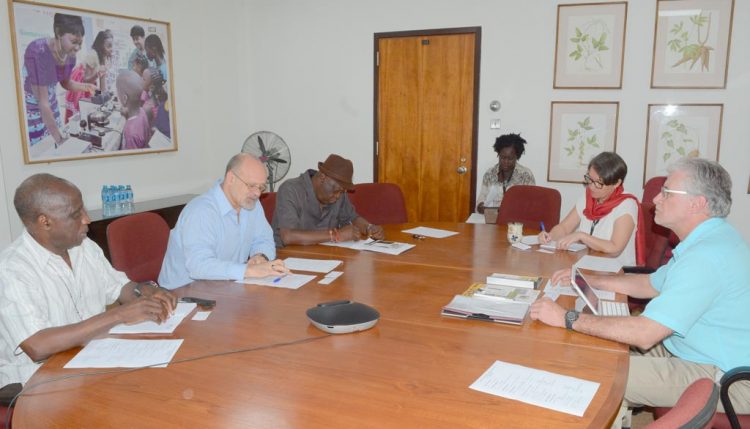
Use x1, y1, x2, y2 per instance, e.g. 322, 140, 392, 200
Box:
0, 174, 177, 389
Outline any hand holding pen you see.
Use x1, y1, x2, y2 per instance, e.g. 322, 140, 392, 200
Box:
244, 259, 290, 279
538, 221, 552, 244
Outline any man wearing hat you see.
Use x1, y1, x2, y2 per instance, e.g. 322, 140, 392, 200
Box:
272, 154, 385, 247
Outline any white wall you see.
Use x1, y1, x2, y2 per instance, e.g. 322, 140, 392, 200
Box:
1, 0, 749, 247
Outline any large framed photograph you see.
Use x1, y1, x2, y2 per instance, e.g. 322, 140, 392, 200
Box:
547, 101, 619, 183
8, 0, 178, 164
553, 2, 628, 89
650, 0, 735, 88
644, 104, 723, 184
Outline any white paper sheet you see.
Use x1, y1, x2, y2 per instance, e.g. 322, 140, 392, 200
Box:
521, 235, 540, 245
540, 242, 587, 252
470, 360, 600, 417
64, 338, 183, 368
283, 257, 342, 273
401, 226, 459, 238
574, 255, 623, 273
321, 238, 415, 255
318, 270, 343, 285
109, 303, 196, 334
465, 213, 486, 224
236, 273, 316, 289
192, 311, 211, 321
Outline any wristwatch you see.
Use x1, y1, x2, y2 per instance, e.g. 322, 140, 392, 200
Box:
564, 310, 580, 330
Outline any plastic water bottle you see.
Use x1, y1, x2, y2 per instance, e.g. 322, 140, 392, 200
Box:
125, 185, 134, 213
110, 185, 120, 217
101, 185, 109, 217
117, 185, 127, 215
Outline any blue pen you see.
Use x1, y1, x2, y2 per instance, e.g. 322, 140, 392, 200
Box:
540, 222, 546, 232
273, 275, 286, 283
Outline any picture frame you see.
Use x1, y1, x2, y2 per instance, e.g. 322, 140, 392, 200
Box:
547, 101, 619, 183
644, 104, 723, 184
650, 0, 735, 89
553, 1, 628, 89
8, 0, 178, 164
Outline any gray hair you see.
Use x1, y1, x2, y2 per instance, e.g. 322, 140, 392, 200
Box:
225, 153, 259, 175
13, 174, 77, 226
668, 158, 732, 217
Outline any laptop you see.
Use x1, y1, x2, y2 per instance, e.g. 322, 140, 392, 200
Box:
570, 267, 630, 317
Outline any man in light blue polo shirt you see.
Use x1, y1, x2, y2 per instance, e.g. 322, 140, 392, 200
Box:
530, 158, 750, 427
159, 153, 289, 289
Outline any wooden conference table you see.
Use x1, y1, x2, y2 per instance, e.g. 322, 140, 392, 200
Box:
14, 223, 628, 428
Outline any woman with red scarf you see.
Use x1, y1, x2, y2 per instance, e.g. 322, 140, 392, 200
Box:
539, 152, 645, 266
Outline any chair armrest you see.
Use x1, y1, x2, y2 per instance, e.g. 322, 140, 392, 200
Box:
622, 266, 656, 274
719, 366, 750, 429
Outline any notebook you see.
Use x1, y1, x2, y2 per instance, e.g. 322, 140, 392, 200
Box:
570, 267, 629, 317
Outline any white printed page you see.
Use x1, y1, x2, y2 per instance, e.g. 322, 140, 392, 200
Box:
64, 338, 184, 368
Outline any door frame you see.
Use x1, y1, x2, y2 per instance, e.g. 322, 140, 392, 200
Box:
373, 26, 482, 215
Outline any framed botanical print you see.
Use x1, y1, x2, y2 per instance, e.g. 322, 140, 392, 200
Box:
644, 104, 723, 184
553, 2, 628, 89
547, 101, 619, 183
651, 0, 735, 88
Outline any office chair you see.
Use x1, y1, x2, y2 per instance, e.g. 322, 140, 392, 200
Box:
646, 378, 719, 429
107, 212, 170, 282
348, 183, 408, 224
0, 405, 12, 428
259, 192, 276, 224
495, 185, 561, 230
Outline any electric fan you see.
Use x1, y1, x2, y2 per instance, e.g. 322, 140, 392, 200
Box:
241, 131, 291, 192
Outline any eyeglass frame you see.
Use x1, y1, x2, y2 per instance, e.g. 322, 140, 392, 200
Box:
231, 170, 267, 193
583, 173, 606, 189
660, 186, 690, 199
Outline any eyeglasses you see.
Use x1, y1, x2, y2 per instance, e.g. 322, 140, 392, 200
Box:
232, 170, 267, 193
583, 173, 605, 189
660, 186, 689, 199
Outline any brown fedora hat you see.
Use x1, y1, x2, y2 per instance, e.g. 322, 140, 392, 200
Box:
318, 154, 354, 190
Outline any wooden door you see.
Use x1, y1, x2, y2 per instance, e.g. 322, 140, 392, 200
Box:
375, 28, 480, 222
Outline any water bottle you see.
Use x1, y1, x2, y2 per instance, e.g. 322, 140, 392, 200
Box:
102, 185, 109, 217
118, 185, 127, 215
109, 185, 120, 217
125, 185, 134, 214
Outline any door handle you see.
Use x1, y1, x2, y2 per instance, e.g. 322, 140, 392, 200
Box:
456, 166, 468, 175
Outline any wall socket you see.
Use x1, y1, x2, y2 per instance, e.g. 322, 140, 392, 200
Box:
490, 119, 501, 129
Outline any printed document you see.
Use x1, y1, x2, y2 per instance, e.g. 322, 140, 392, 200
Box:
237, 273, 316, 289
540, 241, 587, 252
401, 226, 459, 238
109, 302, 197, 334
322, 238, 415, 255
470, 360, 599, 417
283, 257, 342, 273
64, 338, 184, 368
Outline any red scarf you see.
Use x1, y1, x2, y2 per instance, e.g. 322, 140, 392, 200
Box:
583, 185, 646, 266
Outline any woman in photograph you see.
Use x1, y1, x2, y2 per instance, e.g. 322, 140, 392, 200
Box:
64, 30, 114, 123
22, 13, 96, 146
538, 151, 645, 265
476, 133, 535, 213
144, 34, 169, 86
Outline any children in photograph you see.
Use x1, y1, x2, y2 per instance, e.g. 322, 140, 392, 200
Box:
22, 13, 95, 146
140, 67, 170, 138
144, 34, 169, 86
64, 29, 113, 123
116, 70, 152, 150
131, 52, 150, 77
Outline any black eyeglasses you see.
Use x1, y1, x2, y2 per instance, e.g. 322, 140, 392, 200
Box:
583, 174, 605, 189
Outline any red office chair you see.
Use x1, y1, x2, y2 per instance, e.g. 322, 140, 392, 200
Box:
653, 367, 750, 429
348, 183, 408, 224
107, 212, 170, 282
646, 378, 719, 429
259, 192, 276, 224
496, 185, 561, 230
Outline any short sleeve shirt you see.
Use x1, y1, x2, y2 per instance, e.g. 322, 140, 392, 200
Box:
575, 194, 638, 266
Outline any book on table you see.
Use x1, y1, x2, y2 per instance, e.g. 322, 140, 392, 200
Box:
486, 273, 542, 290
441, 295, 529, 325
462, 282, 541, 305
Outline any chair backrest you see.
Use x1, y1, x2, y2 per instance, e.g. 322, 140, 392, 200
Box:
106, 212, 170, 282
259, 192, 276, 224
496, 185, 561, 230
646, 378, 719, 429
643, 176, 667, 205
348, 183, 408, 224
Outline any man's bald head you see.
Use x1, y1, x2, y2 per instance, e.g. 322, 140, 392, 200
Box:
14, 174, 80, 227
117, 69, 144, 105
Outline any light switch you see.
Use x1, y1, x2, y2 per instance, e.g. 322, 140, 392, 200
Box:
490, 119, 501, 129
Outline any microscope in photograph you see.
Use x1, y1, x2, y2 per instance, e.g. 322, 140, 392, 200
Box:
68, 91, 119, 148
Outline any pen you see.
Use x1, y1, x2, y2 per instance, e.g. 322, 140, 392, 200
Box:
273, 274, 286, 283
540, 222, 546, 232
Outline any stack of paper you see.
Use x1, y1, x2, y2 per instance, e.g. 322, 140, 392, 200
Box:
64, 338, 184, 368
237, 273, 316, 289
322, 238, 415, 255
283, 257, 342, 273
401, 226, 459, 238
441, 295, 529, 325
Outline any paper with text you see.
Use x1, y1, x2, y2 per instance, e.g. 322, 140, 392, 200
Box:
109, 303, 196, 334
283, 257, 342, 273
540, 242, 587, 252
64, 338, 183, 368
470, 360, 599, 416
237, 273, 316, 289
401, 226, 459, 238
521, 235, 540, 245
321, 239, 415, 255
